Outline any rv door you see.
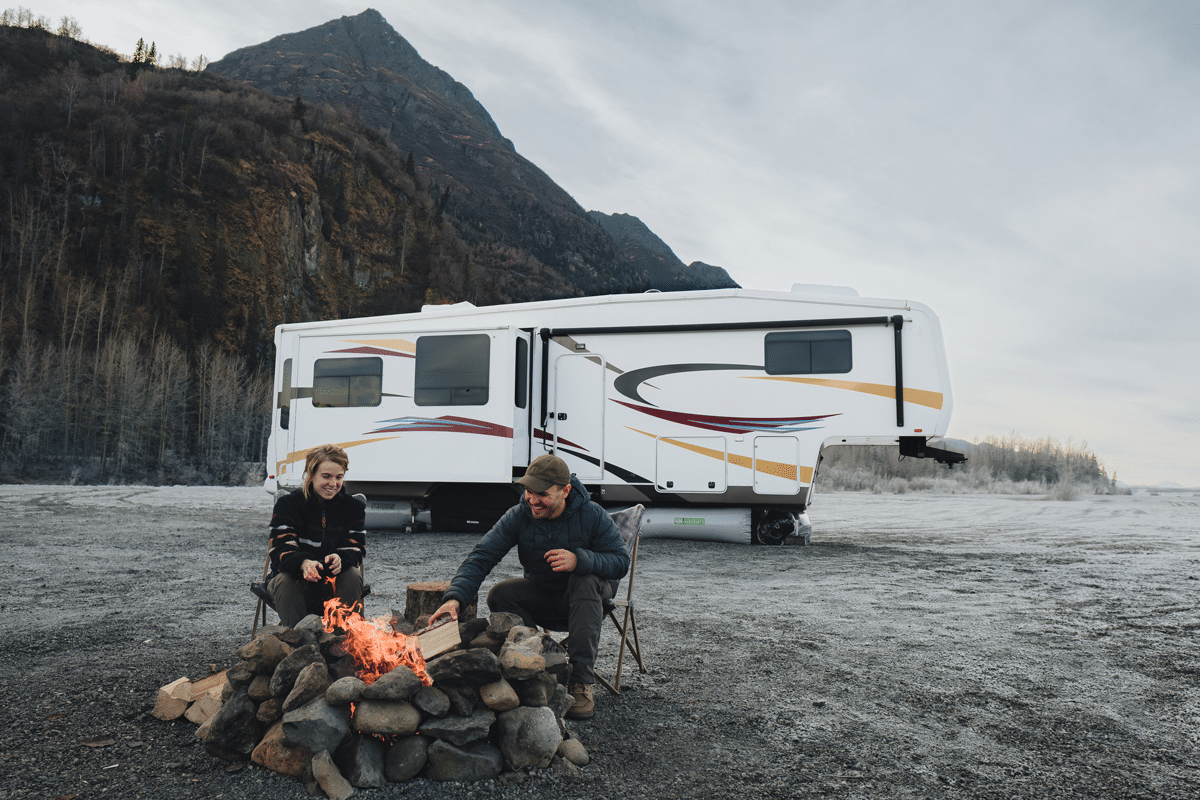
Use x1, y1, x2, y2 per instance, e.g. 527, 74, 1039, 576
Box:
512, 329, 533, 469
552, 352, 606, 480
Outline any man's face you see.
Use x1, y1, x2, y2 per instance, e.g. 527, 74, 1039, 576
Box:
525, 483, 570, 519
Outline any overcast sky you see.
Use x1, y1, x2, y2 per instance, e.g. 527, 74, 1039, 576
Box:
25, 0, 1200, 486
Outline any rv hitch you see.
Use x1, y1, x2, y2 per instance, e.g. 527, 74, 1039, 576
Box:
899, 436, 968, 469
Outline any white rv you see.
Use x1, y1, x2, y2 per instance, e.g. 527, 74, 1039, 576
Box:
264, 286, 964, 543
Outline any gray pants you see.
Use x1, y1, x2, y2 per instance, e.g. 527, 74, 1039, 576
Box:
487, 574, 613, 685
268, 566, 364, 628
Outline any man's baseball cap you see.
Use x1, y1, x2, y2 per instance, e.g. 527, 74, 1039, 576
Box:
515, 454, 571, 493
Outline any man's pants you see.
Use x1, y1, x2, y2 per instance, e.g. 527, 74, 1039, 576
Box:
268, 566, 363, 628
487, 574, 613, 685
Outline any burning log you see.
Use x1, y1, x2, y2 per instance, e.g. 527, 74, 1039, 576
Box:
166, 598, 591, 792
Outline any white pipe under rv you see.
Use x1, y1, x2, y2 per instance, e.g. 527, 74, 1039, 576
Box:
264, 286, 964, 543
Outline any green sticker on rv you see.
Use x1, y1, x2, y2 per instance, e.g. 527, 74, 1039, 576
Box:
674, 517, 706, 526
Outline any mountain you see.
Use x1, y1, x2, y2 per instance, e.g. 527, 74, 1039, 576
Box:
206, 8, 737, 300
588, 212, 737, 290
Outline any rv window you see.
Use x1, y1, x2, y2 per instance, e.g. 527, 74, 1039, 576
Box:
764, 330, 852, 374
514, 337, 528, 409
415, 334, 490, 406
311, 357, 383, 407
279, 358, 292, 429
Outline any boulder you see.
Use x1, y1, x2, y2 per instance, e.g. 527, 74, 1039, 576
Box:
418, 709, 496, 746
497, 706, 561, 770
281, 697, 350, 753
334, 733, 386, 788
384, 735, 429, 783
424, 739, 503, 782
351, 700, 421, 736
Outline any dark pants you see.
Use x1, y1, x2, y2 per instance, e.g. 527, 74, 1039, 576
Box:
487, 574, 613, 685
268, 566, 363, 628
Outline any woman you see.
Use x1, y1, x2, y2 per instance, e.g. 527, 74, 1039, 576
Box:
266, 444, 367, 627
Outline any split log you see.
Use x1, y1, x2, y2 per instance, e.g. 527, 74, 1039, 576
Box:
404, 581, 476, 626
151, 676, 192, 720
184, 688, 223, 725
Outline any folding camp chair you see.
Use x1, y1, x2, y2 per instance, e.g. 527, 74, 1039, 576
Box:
598, 503, 647, 694
539, 504, 646, 694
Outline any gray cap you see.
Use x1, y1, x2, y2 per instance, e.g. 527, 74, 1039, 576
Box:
515, 454, 571, 493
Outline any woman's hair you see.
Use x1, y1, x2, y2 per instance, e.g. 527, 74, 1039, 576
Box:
302, 444, 350, 499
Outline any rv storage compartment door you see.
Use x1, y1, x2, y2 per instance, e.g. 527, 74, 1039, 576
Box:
552, 353, 605, 479
656, 437, 727, 492
752, 435, 801, 495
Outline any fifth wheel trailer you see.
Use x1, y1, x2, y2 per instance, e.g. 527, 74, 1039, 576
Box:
263, 286, 965, 543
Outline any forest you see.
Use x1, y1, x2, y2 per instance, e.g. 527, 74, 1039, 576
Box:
0, 13, 478, 482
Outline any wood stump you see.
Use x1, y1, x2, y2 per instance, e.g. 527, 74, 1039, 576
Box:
405, 580, 476, 627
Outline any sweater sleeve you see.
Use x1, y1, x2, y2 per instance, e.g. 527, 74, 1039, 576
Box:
268, 491, 306, 577
335, 494, 366, 570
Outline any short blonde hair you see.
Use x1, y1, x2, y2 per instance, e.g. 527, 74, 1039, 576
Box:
302, 444, 349, 499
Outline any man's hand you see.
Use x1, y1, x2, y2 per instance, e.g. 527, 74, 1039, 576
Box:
429, 599, 460, 625
323, 553, 343, 576
301, 559, 323, 582
545, 548, 578, 573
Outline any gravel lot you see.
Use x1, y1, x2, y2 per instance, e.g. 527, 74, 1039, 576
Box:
1, 485, 1198, 799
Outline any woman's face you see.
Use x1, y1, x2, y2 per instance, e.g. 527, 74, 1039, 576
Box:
312, 460, 345, 500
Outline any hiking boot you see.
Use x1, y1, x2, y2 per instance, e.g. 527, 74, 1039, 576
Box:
566, 682, 595, 720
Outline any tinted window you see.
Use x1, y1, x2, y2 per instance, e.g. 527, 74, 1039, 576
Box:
415, 334, 490, 406
312, 357, 383, 407
765, 330, 852, 374
514, 337, 528, 409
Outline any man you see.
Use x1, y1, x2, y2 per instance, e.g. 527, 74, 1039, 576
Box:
429, 454, 630, 720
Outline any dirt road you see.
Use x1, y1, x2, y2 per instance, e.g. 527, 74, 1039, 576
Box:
1, 486, 1197, 798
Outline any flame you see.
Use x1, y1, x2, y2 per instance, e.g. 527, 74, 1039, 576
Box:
323, 599, 431, 687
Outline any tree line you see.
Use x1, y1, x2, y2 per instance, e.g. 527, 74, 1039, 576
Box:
818, 434, 1122, 497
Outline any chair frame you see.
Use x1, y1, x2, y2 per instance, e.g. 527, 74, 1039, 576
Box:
596, 507, 646, 694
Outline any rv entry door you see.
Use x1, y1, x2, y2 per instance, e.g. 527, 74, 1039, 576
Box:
552, 352, 606, 480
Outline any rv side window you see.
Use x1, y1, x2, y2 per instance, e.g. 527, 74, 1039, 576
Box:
514, 337, 528, 409
415, 334, 490, 406
764, 330, 852, 374
312, 357, 383, 407
279, 358, 292, 429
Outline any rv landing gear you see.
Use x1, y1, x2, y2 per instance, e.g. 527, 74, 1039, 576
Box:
751, 508, 795, 545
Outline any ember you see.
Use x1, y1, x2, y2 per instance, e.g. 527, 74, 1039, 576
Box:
322, 598, 430, 686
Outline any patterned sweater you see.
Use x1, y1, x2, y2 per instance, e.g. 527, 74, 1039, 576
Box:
268, 488, 366, 578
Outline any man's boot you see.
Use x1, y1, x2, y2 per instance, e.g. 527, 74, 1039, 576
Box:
566, 682, 594, 720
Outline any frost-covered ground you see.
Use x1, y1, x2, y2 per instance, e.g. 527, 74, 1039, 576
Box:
1, 486, 1198, 799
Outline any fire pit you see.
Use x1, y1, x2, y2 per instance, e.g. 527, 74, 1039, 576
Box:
156, 592, 591, 795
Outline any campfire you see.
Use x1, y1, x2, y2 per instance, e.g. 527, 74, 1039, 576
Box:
152, 581, 591, 795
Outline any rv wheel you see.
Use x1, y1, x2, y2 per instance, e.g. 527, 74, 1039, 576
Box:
752, 508, 794, 546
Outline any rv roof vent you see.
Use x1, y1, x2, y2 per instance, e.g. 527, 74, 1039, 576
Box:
790, 283, 859, 297
421, 301, 477, 313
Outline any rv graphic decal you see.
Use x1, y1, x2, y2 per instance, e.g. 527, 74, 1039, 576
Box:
276, 437, 400, 476
367, 415, 513, 438
625, 428, 812, 484
750, 376, 945, 410
613, 363, 757, 405
331, 338, 416, 356
610, 400, 838, 434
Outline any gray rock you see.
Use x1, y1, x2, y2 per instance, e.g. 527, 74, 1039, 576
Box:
361, 665, 421, 700
334, 733, 386, 788
282, 660, 332, 713
558, 736, 590, 766
294, 614, 325, 633
442, 684, 481, 717
384, 735, 429, 783
418, 709, 496, 746
411, 685, 450, 717
511, 672, 558, 707
269, 643, 324, 697
480, 678, 521, 712
427, 647, 502, 688
497, 705, 561, 770
424, 739, 503, 782
487, 612, 524, 638
542, 651, 569, 681
550, 683, 572, 721
281, 696, 350, 753
326, 676, 366, 706
247, 674, 273, 701
311, 749, 354, 800
256, 696, 283, 725
498, 640, 546, 681
549, 754, 580, 777
351, 700, 421, 736
238, 634, 294, 674
203, 687, 268, 760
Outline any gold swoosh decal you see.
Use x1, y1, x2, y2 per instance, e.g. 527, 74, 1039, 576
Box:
748, 376, 943, 410
627, 427, 812, 484
276, 437, 402, 477
340, 338, 416, 353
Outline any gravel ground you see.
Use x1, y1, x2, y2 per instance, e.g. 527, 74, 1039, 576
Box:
1, 485, 1198, 799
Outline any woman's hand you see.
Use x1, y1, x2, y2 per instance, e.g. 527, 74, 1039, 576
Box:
323, 553, 343, 576
301, 559, 322, 581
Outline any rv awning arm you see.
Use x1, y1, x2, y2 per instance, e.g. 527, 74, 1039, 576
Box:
539, 314, 908, 428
